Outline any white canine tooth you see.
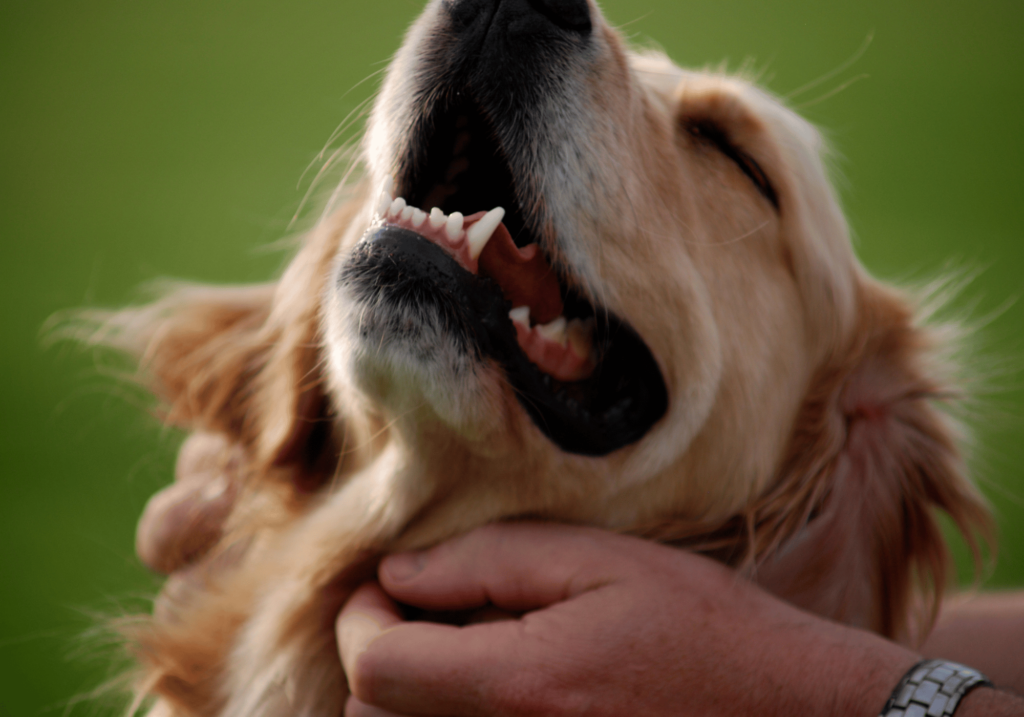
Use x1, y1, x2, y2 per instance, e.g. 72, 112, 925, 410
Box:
411, 208, 427, 228
429, 207, 446, 229
376, 190, 392, 218
466, 206, 505, 261
382, 176, 394, 195
536, 316, 568, 346
445, 212, 464, 241
388, 197, 407, 218
509, 306, 531, 327
400, 205, 415, 221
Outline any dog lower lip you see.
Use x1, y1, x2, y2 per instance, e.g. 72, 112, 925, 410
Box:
342, 225, 669, 455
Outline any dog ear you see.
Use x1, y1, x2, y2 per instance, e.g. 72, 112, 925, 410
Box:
81, 202, 362, 488
751, 279, 993, 641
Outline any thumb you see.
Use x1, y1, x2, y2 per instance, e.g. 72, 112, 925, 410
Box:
379, 522, 636, 612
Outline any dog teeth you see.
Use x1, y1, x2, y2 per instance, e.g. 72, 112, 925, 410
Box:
388, 197, 407, 218
466, 206, 505, 261
536, 316, 568, 346
377, 201, 505, 269
382, 176, 395, 195
509, 306, 531, 327
376, 189, 393, 218
429, 207, 446, 229
445, 212, 464, 241
567, 317, 595, 359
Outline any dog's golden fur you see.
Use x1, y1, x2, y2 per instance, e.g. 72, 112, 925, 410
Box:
85, 2, 990, 715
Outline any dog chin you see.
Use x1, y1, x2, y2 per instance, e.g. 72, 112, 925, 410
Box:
326, 238, 510, 440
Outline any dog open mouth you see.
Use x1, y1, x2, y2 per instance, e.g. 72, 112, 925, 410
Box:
344, 97, 668, 456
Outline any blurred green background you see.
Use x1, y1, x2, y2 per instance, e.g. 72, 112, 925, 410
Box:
1, 0, 1022, 714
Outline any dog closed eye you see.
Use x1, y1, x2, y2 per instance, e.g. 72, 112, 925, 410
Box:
683, 118, 779, 209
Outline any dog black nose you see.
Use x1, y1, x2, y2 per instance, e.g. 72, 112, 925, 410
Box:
446, 0, 592, 38
525, 0, 591, 34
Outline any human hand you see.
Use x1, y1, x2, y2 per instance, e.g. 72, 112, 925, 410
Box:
337, 523, 920, 717
135, 432, 240, 574
136, 446, 1020, 716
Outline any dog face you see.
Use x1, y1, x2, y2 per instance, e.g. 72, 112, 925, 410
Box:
325, 0, 857, 523
98, 1, 992, 714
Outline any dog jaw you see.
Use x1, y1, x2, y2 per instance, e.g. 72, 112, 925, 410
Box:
324, 267, 524, 451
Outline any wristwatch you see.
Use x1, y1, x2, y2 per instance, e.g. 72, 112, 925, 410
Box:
879, 659, 992, 717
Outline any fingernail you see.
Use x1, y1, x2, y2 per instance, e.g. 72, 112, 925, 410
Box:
383, 551, 425, 582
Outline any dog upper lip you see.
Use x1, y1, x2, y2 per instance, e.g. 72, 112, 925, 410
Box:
372, 187, 604, 381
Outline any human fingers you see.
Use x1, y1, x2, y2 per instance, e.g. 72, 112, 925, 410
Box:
339, 583, 504, 715
173, 431, 237, 483
136, 476, 235, 573
342, 524, 667, 716
344, 697, 408, 717
343, 607, 539, 716
337, 581, 406, 688
136, 432, 239, 574
378, 522, 672, 612
359, 523, 929, 717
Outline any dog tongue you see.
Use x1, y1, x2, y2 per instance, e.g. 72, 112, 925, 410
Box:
470, 215, 563, 324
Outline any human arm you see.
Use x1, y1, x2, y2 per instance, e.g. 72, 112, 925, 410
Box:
337, 523, 1024, 717
922, 591, 1024, 694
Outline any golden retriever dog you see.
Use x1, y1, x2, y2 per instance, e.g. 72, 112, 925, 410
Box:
86, 0, 991, 714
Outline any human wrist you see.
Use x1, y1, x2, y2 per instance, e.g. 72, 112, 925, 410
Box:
743, 603, 1023, 717
956, 687, 1024, 717
777, 614, 922, 717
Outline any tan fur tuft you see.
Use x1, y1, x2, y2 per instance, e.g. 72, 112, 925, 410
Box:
639, 279, 993, 641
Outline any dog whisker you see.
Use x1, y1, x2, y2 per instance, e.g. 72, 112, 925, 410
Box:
785, 31, 874, 100
794, 73, 870, 109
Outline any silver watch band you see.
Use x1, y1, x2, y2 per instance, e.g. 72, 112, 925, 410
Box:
879, 659, 992, 717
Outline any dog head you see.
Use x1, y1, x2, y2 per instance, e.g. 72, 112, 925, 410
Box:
105, 0, 989, 659
326, 0, 864, 520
